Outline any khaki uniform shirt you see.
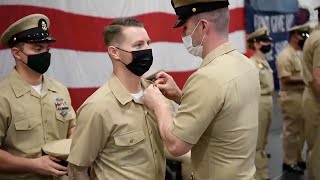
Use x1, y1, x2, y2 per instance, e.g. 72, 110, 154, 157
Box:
302, 25, 320, 88
251, 54, 274, 95
276, 45, 304, 91
67, 75, 165, 180
169, 43, 260, 180
0, 69, 76, 180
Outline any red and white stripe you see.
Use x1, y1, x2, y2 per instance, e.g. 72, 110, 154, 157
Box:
0, 0, 245, 109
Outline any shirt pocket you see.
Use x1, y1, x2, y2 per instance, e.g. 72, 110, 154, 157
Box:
113, 129, 148, 167
56, 111, 74, 123
55, 111, 75, 138
293, 58, 302, 73
13, 116, 42, 150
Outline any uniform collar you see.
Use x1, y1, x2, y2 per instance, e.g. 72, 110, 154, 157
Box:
9, 68, 57, 98
109, 74, 150, 106
201, 42, 235, 68
251, 52, 267, 63
288, 44, 301, 55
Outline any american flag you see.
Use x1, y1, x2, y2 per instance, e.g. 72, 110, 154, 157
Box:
0, 0, 245, 109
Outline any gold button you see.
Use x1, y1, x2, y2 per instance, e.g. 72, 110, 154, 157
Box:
192, 8, 197, 12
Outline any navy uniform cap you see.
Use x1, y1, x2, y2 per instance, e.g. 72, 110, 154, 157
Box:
0, 14, 56, 48
171, 0, 229, 28
247, 27, 273, 43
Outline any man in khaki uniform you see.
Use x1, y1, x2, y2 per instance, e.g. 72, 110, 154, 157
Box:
247, 27, 274, 180
301, 5, 320, 180
67, 18, 165, 180
0, 14, 76, 180
143, 0, 260, 179
276, 24, 310, 174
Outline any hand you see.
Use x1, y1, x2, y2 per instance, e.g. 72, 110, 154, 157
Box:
31, 155, 68, 177
154, 72, 182, 104
144, 85, 167, 111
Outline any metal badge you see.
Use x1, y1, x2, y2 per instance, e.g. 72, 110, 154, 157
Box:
55, 98, 69, 110
38, 18, 48, 31
60, 110, 68, 118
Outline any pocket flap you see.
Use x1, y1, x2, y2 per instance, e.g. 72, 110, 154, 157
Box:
56, 111, 75, 122
14, 117, 41, 131
114, 130, 145, 147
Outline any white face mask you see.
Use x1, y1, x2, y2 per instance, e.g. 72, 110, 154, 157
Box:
182, 21, 206, 57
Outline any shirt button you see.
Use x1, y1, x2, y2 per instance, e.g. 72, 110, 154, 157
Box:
44, 120, 47, 124
130, 139, 134, 143
144, 111, 148, 115
149, 130, 152, 134
154, 149, 157, 154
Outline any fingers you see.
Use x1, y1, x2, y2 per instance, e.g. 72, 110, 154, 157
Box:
155, 71, 171, 80
155, 71, 165, 79
155, 83, 167, 90
50, 167, 68, 176
50, 161, 68, 171
48, 156, 60, 162
154, 77, 165, 84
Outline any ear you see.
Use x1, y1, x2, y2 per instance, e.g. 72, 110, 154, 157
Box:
107, 46, 120, 60
11, 47, 21, 60
201, 19, 210, 33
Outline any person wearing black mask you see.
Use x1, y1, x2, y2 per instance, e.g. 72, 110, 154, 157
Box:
67, 18, 167, 180
0, 14, 76, 179
247, 27, 274, 180
276, 24, 310, 175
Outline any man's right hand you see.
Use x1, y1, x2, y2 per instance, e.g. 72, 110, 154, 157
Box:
31, 155, 68, 177
154, 72, 182, 104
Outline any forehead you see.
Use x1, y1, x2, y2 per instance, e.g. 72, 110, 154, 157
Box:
121, 26, 149, 42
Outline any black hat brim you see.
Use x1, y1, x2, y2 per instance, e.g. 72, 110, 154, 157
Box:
173, 19, 186, 28
27, 36, 56, 43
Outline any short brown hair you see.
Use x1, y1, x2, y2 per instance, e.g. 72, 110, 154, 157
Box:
103, 18, 144, 47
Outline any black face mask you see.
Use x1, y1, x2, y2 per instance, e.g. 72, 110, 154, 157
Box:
20, 51, 51, 74
260, 44, 271, 54
116, 48, 153, 76
298, 39, 306, 49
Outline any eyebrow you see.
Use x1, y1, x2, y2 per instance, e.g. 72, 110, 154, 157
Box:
132, 39, 151, 45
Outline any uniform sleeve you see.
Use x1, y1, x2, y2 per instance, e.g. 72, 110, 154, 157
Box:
67, 103, 112, 167
276, 52, 292, 78
168, 72, 224, 144
0, 96, 10, 147
65, 89, 76, 129
312, 40, 320, 68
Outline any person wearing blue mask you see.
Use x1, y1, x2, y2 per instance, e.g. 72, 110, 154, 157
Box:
67, 18, 166, 180
142, 0, 260, 179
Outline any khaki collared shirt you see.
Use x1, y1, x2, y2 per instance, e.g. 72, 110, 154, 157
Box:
251, 53, 274, 95
67, 75, 165, 180
276, 45, 304, 91
0, 69, 76, 180
169, 43, 260, 180
302, 25, 320, 87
